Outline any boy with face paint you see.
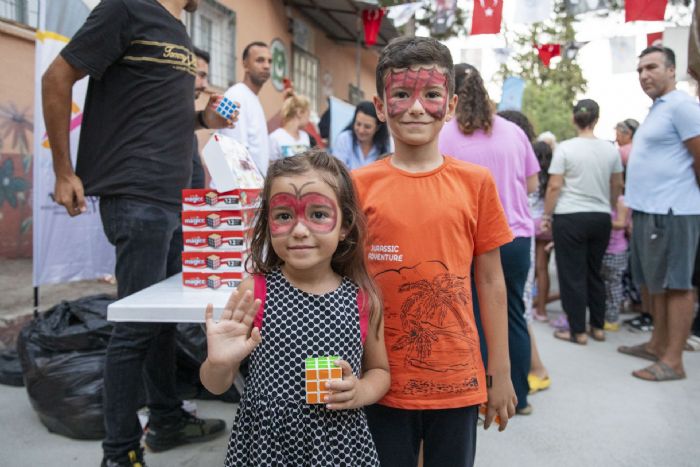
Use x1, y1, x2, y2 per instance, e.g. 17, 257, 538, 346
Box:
352, 37, 516, 467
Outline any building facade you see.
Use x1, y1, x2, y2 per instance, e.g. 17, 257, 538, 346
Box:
0, 0, 396, 258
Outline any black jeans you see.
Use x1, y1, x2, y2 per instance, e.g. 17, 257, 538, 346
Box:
472, 237, 532, 410
99, 197, 183, 460
552, 212, 612, 334
365, 404, 478, 467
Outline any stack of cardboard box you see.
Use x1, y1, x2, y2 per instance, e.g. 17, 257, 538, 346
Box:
180, 188, 261, 289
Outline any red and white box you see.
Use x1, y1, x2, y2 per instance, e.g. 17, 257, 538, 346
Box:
183, 231, 250, 251
181, 210, 256, 231
182, 189, 261, 211
182, 251, 246, 272
182, 271, 244, 289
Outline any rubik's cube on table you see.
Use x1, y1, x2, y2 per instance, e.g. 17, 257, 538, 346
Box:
305, 356, 343, 404
215, 97, 238, 120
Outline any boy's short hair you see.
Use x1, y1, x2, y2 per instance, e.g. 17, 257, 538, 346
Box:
375, 36, 455, 99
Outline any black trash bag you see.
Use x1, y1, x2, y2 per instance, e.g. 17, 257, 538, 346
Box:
0, 349, 24, 387
17, 294, 115, 440
175, 323, 240, 403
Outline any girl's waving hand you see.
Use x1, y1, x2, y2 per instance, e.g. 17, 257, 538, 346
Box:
201, 278, 262, 395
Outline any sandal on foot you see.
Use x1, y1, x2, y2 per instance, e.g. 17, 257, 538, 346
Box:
533, 312, 549, 322
549, 315, 569, 331
588, 328, 605, 342
632, 361, 686, 381
617, 343, 658, 361
553, 330, 587, 345
516, 403, 533, 415
528, 374, 551, 394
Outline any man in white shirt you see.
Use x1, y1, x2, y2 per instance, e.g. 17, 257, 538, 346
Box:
219, 41, 272, 174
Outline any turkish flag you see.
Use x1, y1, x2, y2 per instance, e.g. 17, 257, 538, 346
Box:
647, 31, 663, 46
625, 0, 667, 22
472, 0, 503, 35
535, 44, 561, 67
362, 8, 385, 46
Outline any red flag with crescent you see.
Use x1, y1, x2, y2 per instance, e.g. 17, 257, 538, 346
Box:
535, 43, 561, 67
471, 0, 503, 35
625, 0, 667, 22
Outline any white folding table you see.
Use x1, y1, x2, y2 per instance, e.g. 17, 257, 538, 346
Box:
107, 273, 232, 323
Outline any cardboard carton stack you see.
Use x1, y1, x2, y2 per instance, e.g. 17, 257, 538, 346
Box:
181, 188, 261, 289
181, 133, 264, 290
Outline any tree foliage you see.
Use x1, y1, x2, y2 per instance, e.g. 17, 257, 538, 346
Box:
498, 1, 586, 140
522, 82, 578, 141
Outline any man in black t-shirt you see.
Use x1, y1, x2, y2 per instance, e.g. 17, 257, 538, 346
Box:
191, 46, 210, 189
41, 1, 235, 466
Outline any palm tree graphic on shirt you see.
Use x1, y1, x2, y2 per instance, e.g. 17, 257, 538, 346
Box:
388, 268, 476, 370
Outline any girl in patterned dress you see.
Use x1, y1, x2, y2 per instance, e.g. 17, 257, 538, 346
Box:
200, 150, 390, 466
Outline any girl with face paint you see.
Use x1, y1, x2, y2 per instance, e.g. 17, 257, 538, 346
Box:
200, 150, 389, 466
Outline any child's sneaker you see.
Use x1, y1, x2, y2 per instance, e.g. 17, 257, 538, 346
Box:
101, 449, 146, 467
624, 313, 653, 332
144, 410, 226, 452
604, 321, 620, 332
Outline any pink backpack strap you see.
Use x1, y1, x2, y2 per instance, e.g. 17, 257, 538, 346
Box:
252, 274, 266, 330
357, 289, 369, 344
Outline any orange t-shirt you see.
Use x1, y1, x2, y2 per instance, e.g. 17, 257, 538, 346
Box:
353, 156, 513, 410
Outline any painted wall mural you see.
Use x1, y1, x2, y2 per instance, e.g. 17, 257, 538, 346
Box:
0, 101, 33, 258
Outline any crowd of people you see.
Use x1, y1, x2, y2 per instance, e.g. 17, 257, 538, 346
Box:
40, 0, 699, 466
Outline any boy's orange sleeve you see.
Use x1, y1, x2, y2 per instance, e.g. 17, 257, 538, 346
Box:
474, 171, 513, 255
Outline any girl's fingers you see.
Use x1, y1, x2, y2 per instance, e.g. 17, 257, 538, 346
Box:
247, 327, 262, 348
240, 298, 262, 327
325, 389, 355, 410
326, 377, 353, 392
204, 303, 214, 327
335, 359, 354, 378
222, 289, 241, 320
230, 290, 254, 322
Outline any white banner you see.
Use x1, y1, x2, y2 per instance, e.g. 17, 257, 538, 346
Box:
609, 36, 637, 74
663, 26, 689, 82
514, 0, 552, 24
32, 0, 115, 286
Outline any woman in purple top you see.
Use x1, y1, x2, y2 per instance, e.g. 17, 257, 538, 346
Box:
438, 64, 540, 415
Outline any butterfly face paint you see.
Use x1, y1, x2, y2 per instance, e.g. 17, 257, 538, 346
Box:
385, 67, 448, 119
269, 189, 338, 237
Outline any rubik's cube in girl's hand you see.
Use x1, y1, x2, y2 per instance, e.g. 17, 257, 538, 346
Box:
214, 96, 238, 120
305, 356, 343, 404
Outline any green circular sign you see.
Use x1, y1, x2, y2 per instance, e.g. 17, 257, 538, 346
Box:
270, 38, 288, 92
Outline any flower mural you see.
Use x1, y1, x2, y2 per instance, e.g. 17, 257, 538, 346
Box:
0, 101, 33, 258
0, 158, 28, 209
0, 102, 33, 171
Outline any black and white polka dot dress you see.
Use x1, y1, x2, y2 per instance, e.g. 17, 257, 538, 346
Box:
224, 269, 380, 466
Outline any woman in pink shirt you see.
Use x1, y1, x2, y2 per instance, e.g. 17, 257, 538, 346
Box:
615, 119, 639, 167
438, 64, 540, 415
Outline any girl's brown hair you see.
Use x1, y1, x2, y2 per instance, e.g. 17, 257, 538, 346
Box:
454, 63, 495, 135
247, 150, 383, 333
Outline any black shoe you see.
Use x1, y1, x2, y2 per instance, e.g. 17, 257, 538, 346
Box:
144, 410, 226, 453
625, 313, 653, 332
101, 449, 146, 467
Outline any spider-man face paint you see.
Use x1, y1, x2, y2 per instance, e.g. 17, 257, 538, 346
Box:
269, 189, 338, 237
385, 67, 448, 119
